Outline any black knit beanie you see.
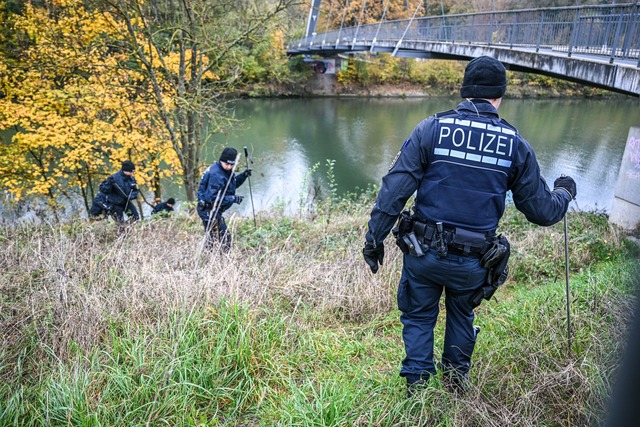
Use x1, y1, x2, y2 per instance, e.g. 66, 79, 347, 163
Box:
167, 198, 175, 205
460, 56, 507, 99
219, 147, 237, 164
121, 160, 135, 172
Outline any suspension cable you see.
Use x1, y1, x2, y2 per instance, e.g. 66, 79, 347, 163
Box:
297, 2, 310, 47
392, 1, 423, 56
352, 0, 368, 49
371, 0, 391, 52
322, 0, 335, 46
335, 0, 350, 48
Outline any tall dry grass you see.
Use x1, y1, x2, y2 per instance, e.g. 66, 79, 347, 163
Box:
1, 206, 397, 364
0, 202, 638, 425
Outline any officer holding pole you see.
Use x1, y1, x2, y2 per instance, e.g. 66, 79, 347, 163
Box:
90, 160, 140, 223
363, 56, 576, 396
197, 147, 252, 251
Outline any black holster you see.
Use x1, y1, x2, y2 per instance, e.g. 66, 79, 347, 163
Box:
470, 234, 511, 308
392, 210, 424, 257
198, 200, 213, 210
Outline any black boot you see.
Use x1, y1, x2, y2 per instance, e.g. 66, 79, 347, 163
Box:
441, 369, 470, 395
406, 374, 431, 398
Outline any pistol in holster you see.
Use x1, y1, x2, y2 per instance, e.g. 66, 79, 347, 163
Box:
392, 210, 424, 257
469, 234, 511, 308
435, 222, 448, 258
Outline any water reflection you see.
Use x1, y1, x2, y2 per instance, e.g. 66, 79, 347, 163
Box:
207, 97, 638, 216
250, 138, 311, 211
2, 97, 636, 220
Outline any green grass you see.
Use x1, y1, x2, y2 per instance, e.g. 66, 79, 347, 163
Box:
0, 195, 638, 426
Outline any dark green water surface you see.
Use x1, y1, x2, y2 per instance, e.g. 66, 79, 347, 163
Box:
204, 97, 639, 216
2, 96, 638, 220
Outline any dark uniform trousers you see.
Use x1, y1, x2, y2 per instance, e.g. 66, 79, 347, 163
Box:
197, 206, 231, 251
399, 248, 486, 382
89, 193, 139, 222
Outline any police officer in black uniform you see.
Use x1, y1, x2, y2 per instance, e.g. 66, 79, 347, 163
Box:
151, 198, 175, 216
363, 56, 577, 395
197, 147, 251, 251
90, 160, 140, 222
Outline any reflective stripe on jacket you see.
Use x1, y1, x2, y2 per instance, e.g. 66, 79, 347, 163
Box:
367, 99, 570, 246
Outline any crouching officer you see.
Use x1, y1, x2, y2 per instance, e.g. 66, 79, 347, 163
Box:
90, 160, 140, 223
151, 198, 176, 216
363, 56, 576, 396
197, 147, 251, 251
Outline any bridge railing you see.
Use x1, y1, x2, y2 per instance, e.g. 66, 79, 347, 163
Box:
290, 3, 640, 66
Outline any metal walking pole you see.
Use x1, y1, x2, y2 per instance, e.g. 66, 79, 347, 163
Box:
123, 189, 133, 222
203, 189, 222, 243
563, 212, 572, 356
244, 146, 257, 227
561, 173, 573, 357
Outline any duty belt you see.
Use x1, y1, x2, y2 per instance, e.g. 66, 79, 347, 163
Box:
412, 220, 493, 258
198, 200, 213, 210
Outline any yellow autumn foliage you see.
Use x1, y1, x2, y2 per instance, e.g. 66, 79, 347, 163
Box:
0, 0, 180, 211
155, 52, 220, 82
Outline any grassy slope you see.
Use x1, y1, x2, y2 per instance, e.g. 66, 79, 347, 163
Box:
1, 193, 638, 426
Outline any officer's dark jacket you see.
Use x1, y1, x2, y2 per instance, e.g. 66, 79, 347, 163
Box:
367, 99, 571, 246
151, 202, 174, 215
197, 162, 248, 214
92, 192, 108, 210
99, 171, 138, 207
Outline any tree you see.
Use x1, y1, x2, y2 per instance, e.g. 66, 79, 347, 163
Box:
242, 28, 292, 84
0, 0, 179, 219
317, 0, 425, 32
99, 0, 303, 202
0, 0, 303, 217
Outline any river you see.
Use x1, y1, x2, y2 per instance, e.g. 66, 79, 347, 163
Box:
2, 96, 638, 221
194, 96, 639, 218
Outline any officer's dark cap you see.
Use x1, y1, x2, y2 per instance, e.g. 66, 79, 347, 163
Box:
219, 147, 237, 165
460, 56, 507, 99
121, 160, 135, 172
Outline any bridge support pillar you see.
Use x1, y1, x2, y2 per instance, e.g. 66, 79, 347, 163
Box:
610, 126, 640, 231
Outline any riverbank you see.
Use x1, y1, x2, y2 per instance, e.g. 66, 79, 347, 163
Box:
237, 62, 622, 99
1, 193, 638, 425
242, 75, 621, 98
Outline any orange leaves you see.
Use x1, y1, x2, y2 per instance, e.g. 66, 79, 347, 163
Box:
0, 0, 179, 207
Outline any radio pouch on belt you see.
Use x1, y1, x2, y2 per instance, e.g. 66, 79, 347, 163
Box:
470, 234, 511, 307
452, 227, 488, 256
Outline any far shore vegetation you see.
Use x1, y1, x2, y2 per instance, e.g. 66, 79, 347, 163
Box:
1, 182, 639, 425
249, 54, 616, 99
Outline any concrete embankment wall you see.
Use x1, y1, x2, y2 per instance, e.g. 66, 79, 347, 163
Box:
610, 126, 640, 231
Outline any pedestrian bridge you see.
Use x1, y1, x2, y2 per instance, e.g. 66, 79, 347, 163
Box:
286, 3, 640, 97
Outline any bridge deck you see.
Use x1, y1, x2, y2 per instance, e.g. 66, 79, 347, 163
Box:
288, 3, 640, 97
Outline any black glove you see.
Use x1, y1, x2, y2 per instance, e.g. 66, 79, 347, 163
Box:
99, 201, 114, 213
554, 175, 577, 199
243, 168, 252, 178
235, 195, 244, 204
363, 242, 384, 274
